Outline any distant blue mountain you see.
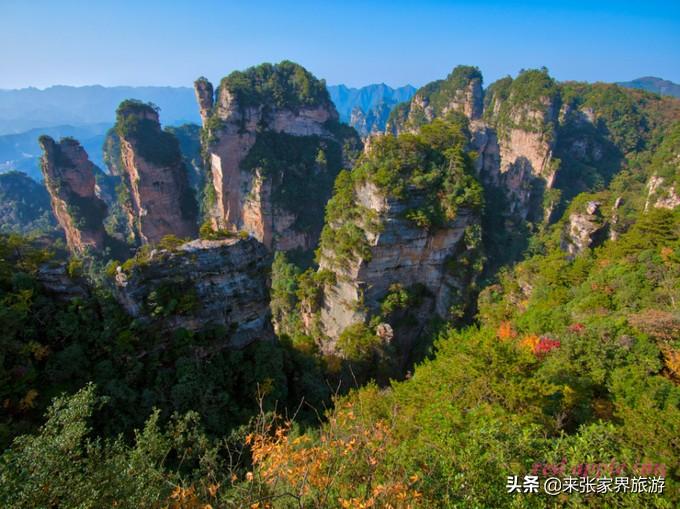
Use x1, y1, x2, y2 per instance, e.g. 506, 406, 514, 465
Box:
616, 77, 680, 98
327, 83, 416, 133
0, 85, 200, 135
0, 123, 111, 181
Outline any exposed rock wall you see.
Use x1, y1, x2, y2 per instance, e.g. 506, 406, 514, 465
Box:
317, 182, 480, 354
391, 68, 559, 222
387, 67, 483, 135
39, 136, 109, 254
114, 237, 272, 347
560, 201, 608, 257
116, 102, 198, 244
646, 175, 680, 210
473, 93, 558, 220
195, 65, 357, 252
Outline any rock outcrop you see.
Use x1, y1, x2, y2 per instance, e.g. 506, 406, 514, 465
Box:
36, 263, 89, 301
646, 175, 680, 210
318, 182, 481, 353
115, 100, 199, 245
561, 201, 608, 257
299, 131, 483, 366
194, 77, 214, 125
349, 103, 392, 138
196, 62, 359, 251
387, 65, 483, 135
390, 67, 559, 222
474, 70, 559, 219
39, 136, 109, 254
114, 236, 272, 346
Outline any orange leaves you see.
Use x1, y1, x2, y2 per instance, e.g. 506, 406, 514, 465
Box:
499, 323, 561, 359
519, 334, 540, 351
497, 321, 517, 341
243, 402, 423, 507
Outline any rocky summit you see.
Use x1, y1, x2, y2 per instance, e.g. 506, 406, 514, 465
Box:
38, 135, 109, 254
195, 62, 360, 252
115, 100, 199, 245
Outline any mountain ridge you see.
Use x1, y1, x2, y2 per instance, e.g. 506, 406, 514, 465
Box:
616, 76, 680, 98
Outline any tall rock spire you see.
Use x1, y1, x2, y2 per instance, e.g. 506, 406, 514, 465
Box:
115, 100, 199, 245
39, 136, 109, 255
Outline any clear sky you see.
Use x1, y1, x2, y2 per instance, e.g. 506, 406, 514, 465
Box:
2, 0, 679, 89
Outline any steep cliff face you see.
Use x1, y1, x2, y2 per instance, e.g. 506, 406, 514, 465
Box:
643, 122, 680, 211
349, 103, 392, 137
318, 183, 481, 351
196, 62, 360, 252
114, 237, 272, 346
194, 77, 214, 125
387, 65, 483, 135
646, 175, 680, 210
560, 200, 608, 257
300, 125, 483, 363
38, 136, 109, 254
388, 68, 559, 222
477, 70, 560, 219
115, 100, 199, 245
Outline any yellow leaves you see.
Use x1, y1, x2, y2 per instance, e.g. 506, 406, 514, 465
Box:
519, 334, 540, 351
242, 412, 422, 508
661, 345, 680, 379
660, 246, 674, 264
207, 483, 219, 497
19, 389, 39, 410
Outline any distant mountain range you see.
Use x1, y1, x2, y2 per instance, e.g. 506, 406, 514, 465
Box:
0, 83, 418, 179
1, 77, 677, 182
0, 85, 200, 135
327, 83, 417, 136
0, 123, 111, 181
616, 77, 680, 98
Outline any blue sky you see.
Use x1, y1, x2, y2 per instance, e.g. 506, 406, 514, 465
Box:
2, 0, 679, 89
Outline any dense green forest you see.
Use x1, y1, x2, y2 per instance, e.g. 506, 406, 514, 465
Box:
1, 65, 679, 508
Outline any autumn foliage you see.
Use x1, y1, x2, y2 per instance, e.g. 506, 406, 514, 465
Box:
242, 402, 423, 508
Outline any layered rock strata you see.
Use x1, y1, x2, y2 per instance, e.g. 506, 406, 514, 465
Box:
39, 136, 109, 254
317, 182, 480, 355
115, 101, 198, 244
195, 62, 359, 251
114, 237, 272, 346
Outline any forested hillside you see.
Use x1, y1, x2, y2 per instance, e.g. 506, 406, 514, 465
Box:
1, 62, 679, 508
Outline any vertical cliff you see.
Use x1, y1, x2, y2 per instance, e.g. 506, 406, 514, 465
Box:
38, 136, 109, 254
113, 237, 272, 346
299, 122, 483, 365
386, 65, 483, 135
388, 67, 558, 222
482, 69, 560, 219
115, 100, 199, 245
195, 61, 360, 251
644, 121, 680, 211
